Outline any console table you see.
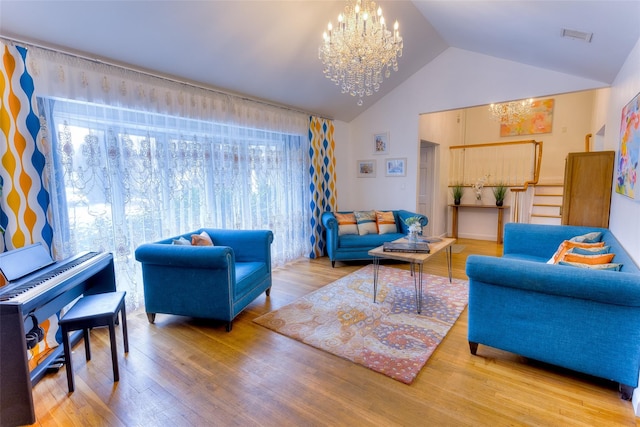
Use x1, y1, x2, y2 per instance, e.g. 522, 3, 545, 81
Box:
449, 204, 509, 244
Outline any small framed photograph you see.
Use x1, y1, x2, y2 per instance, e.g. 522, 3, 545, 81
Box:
357, 159, 376, 178
373, 132, 389, 155
385, 158, 406, 177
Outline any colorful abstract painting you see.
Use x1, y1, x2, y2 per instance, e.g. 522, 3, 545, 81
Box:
615, 92, 640, 200
500, 98, 554, 137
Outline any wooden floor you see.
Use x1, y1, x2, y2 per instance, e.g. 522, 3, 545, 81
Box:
28, 239, 638, 426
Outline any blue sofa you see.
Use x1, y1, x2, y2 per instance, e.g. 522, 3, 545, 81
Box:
321, 210, 428, 267
134, 228, 273, 331
466, 223, 640, 399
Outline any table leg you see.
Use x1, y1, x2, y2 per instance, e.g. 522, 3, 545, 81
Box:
373, 256, 380, 303
446, 245, 452, 283
411, 262, 418, 310
451, 205, 459, 239
417, 263, 424, 314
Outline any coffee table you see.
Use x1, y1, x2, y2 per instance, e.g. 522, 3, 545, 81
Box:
368, 237, 456, 314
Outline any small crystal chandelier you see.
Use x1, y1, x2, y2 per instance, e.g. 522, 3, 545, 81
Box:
488, 98, 534, 124
319, 0, 403, 106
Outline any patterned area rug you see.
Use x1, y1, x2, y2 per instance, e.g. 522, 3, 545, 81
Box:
254, 264, 468, 384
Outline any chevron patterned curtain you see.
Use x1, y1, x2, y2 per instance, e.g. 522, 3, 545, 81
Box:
0, 42, 53, 254
308, 116, 337, 258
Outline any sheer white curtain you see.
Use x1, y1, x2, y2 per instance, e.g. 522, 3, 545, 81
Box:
26, 45, 311, 307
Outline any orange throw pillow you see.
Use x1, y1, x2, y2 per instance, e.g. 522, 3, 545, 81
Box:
562, 252, 615, 265
191, 231, 214, 246
548, 240, 605, 264
375, 211, 397, 234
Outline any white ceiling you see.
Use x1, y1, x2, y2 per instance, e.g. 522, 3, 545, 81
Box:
1, 1, 639, 122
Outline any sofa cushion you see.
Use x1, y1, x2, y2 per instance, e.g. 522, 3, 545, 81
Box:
569, 246, 610, 255
562, 252, 615, 265
335, 212, 358, 236
235, 262, 268, 297
559, 261, 623, 271
192, 231, 214, 246
547, 240, 605, 264
375, 210, 397, 234
354, 210, 378, 235
569, 231, 603, 243
338, 233, 404, 249
172, 236, 192, 246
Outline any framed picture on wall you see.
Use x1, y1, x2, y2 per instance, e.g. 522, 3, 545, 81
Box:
385, 158, 406, 177
357, 159, 376, 178
373, 132, 389, 155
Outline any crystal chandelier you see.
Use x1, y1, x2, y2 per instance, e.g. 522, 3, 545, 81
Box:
319, 0, 403, 106
488, 98, 534, 124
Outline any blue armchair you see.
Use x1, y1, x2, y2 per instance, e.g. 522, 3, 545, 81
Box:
134, 228, 273, 331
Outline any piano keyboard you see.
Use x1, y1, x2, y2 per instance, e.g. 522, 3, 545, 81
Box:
0, 252, 111, 304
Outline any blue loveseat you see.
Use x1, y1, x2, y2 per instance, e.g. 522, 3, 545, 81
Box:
134, 228, 273, 331
322, 210, 428, 267
466, 223, 640, 399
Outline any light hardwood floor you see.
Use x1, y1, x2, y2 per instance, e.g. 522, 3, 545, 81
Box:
28, 239, 637, 426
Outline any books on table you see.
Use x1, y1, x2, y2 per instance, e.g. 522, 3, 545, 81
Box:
383, 241, 430, 253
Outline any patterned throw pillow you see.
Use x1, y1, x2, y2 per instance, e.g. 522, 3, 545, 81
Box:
172, 236, 192, 245
568, 246, 610, 255
547, 240, 605, 264
191, 231, 214, 246
569, 231, 603, 243
375, 211, 397, 234
559, 261, 623, 271
334, 212, 358, 236
354, 210, 378, 235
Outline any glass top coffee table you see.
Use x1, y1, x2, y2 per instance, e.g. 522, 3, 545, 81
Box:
368, 237, 456, 314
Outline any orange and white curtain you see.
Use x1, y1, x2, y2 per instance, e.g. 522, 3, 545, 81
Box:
0, 42, 53, 254
308, 116, 337, 258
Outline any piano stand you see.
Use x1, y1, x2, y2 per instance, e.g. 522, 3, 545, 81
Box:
59, 291, 129, 393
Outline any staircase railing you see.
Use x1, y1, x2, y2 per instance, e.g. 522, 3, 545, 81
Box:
449, 140, 543, 223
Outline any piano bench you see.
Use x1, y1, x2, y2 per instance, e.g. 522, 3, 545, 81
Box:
59, 291, 129, 393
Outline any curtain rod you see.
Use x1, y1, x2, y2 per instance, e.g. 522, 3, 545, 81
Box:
1, 34, 331, 121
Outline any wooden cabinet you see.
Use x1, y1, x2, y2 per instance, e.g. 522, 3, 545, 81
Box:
561, 151, 615, 227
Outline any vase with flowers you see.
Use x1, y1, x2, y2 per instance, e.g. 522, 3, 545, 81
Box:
472, 174, 489, 204
404, 216, 423, 242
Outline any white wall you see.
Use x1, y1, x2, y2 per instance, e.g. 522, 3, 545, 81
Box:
600, 36, 640, 416
335, 47, 607, 236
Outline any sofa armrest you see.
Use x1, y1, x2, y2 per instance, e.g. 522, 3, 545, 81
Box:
135, 244, 233, 269
395, 210, 428, 234
466, 255, 640, 307
321, 212, 339, 259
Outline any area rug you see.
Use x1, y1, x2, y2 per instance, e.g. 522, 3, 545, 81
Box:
254, 264, 468, 384
451, 244, 466, 254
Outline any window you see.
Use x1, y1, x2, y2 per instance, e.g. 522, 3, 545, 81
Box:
40, 98, 311, 304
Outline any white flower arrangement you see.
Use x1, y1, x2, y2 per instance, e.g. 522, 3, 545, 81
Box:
472, 174, 490, 200
404, 216, 423, 233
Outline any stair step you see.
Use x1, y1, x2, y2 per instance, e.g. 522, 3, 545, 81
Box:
531, 213, 562, 219
533, 203, 562, 208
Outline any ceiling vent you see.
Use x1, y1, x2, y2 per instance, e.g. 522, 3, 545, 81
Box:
561, 28, 593, 43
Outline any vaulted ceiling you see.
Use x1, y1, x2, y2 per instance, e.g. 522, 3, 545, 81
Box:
1, 1, 639, 122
